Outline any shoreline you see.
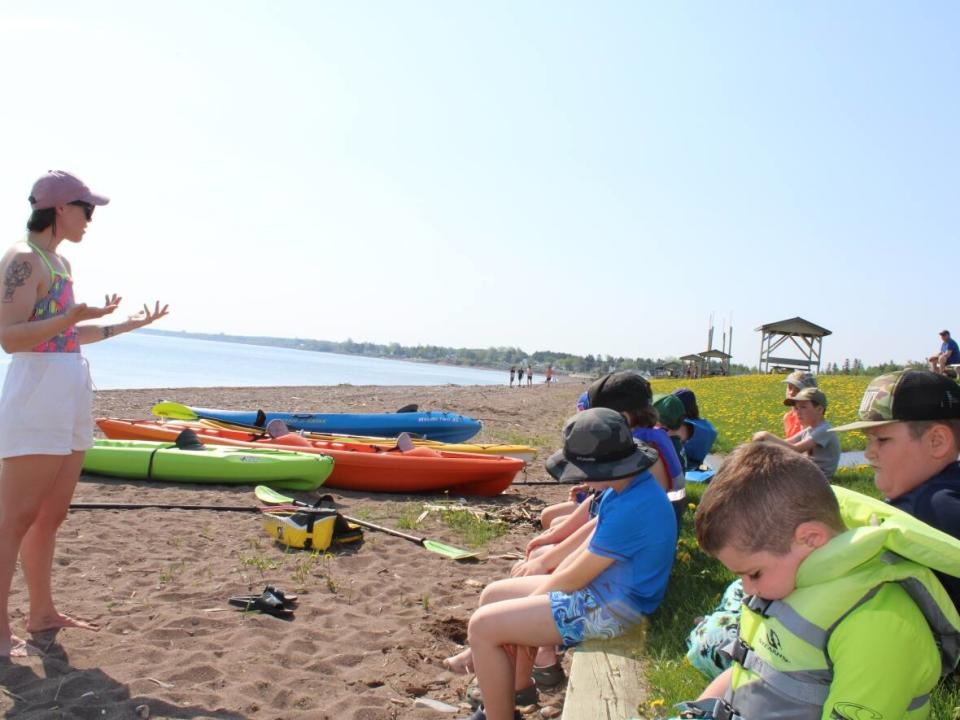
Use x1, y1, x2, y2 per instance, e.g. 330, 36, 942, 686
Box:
1, 382, 587, 719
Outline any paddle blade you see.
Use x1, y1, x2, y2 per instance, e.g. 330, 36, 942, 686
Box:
152, 401, 200, 420
422, 539, 478, 561
255, 485, 296, 505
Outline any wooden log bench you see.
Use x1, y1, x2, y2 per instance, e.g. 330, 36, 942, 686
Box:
561, 624, 647, 719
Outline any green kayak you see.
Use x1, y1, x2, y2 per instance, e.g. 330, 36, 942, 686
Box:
83, 439, 334, 491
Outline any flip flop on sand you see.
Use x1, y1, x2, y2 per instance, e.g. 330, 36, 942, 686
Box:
229, 586, 298, 609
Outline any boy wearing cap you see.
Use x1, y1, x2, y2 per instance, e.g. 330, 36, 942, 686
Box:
832, 369, 960, 609
445, 408, 677, 720
781, 370, 818, 438
753, 387, 840, 478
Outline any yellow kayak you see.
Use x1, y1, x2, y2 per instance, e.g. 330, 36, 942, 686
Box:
188, 418, 536, 462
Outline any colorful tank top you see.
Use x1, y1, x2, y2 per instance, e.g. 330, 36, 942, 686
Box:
26, 240, 79, 353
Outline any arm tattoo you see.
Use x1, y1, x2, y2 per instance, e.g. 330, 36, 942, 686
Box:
3, 260, 32, 303
103, 325, 115, 339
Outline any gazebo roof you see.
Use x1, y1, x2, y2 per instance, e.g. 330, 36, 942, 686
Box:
754, 316, 832, 337
679, 354, 703, 362
700, 349, 732, 359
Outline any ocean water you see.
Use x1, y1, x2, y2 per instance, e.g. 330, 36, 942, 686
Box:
0, 332, 507, 390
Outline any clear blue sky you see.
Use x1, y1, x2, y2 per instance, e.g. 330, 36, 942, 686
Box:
2, 2, 957, 368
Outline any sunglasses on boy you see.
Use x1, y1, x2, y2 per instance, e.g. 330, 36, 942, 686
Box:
68, 201, 95, 220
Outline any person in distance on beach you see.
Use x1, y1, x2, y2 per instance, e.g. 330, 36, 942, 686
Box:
527, 365, 533, 387
0, 170, 169, 657
509, 366, 515, 387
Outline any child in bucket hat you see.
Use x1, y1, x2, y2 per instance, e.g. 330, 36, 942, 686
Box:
832, 369, 960, 610
444, 409, 677, 720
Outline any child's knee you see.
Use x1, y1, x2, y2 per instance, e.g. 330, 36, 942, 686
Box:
467, 604, 501, 645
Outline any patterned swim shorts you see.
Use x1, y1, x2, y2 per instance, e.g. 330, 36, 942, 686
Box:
685, 578, 744, 679
549, 587, 627, 648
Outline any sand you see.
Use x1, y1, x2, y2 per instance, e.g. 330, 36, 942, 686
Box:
0, 379, 589, 719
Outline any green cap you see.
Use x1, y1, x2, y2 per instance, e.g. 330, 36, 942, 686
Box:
653, 393, 686, 430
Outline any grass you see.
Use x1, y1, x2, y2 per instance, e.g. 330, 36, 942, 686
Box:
649, 375, 873, 452
638, 469, 960, 719
439, 507, 508, 547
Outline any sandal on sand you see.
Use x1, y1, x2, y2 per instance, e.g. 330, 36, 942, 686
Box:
467, 683, 537, 710
230, 587, 298, 609
532, 661, 565, 688
463, 708, 522, 720
228, 590, 294, 620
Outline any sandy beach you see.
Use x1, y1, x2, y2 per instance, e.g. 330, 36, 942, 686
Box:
0, 380, 588, 719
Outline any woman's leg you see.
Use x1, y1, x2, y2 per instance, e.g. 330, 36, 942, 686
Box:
469, 595, 561, 720
22, 451, 98, 632
0, 454, 68, 655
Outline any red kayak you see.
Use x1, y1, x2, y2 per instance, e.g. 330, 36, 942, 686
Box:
96, 418, 523, 496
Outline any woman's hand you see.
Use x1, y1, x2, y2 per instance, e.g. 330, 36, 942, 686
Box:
126, 301, 170, 330
67, 294, 121, 323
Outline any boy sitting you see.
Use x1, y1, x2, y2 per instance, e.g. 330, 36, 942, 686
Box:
752, 387, 840, 478
831, 369, 960, 608
445, 408, 677, 720
780, 370, 817, 438
674, 442, 959, 720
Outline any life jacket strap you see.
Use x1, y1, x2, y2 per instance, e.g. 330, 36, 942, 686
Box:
722, 638, 832, 706
745, 595, 829, 647
674, 697, 743, 720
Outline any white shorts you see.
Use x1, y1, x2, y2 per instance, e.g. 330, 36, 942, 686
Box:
0, 353, 94, 458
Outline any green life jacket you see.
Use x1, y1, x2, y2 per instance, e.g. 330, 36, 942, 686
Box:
678, 486, 960, 720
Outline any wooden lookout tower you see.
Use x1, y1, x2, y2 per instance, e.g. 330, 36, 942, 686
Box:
756, 317, 832, 374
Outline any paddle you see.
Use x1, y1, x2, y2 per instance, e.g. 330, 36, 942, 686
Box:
254, 486, 478, 561
69, 501, 317, 513
152, 401, 201, 420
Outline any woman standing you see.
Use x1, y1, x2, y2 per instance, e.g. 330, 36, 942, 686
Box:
0, 170, 168, 657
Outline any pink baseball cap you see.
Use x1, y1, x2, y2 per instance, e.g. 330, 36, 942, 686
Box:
28, 170, 110, 210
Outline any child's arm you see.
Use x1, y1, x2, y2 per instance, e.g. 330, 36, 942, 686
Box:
752, 431, 814, 454
513, 519, 597, 577
697, 668, 732, 701
529, 545, 614, 596
525, 498, 592, 557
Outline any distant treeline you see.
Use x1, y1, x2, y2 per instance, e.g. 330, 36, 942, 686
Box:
141, 329, 755, 375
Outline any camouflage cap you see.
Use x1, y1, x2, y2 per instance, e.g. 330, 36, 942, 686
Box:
784, 387, 827, 409
782, 371, 818, 390
832, 370, 960, 432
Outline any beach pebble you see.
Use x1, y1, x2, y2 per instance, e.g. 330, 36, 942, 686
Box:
135, 705, 150, 719
413, 697, 458, 712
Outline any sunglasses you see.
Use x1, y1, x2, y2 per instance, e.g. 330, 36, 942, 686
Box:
68, 201, 95, 220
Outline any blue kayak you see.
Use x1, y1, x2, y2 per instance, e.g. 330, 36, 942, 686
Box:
185, 406, 483, 443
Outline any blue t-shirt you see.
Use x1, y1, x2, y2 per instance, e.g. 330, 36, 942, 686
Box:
633, 426, 683, 485
943, 339, 960, 365
683, 417, 718, 467
890, 461, 960, 611
587, 472, 678, 623
576, 390, 590, 411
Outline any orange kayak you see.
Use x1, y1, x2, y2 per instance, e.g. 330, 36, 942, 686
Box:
96, 418, 524, 496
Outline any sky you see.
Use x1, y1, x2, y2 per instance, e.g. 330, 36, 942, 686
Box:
1, 2, 957, 369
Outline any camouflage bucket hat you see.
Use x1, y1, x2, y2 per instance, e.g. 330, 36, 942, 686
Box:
545, 407, 659, 483
832, 370, 960, 432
